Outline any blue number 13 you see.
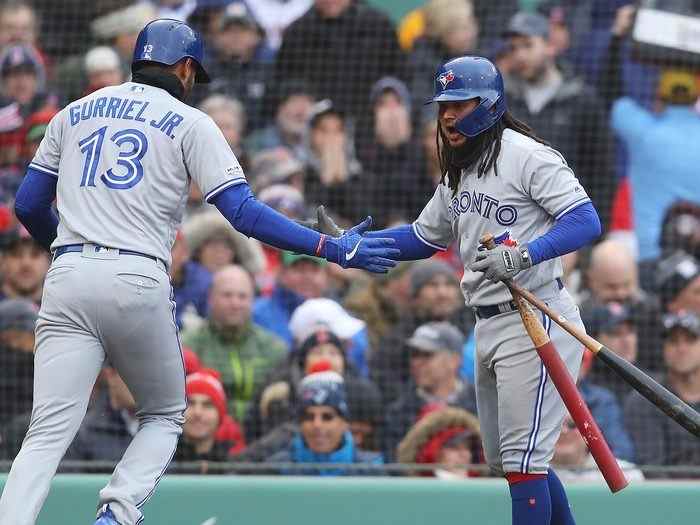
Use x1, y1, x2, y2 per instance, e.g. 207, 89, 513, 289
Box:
78, 126, 148, 190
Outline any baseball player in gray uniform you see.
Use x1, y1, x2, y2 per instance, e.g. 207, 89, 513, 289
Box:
359, 57, 602, 525
0, 19, 398, 525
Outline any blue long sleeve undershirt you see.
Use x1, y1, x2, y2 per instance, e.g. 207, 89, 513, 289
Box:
365, 201, 601, 265
14, 168, 59, 251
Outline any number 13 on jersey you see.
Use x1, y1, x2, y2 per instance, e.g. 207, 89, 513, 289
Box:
78, 126, 148, 190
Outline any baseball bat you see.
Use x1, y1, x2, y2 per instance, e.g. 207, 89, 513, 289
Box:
512, 292, 629, 493
480, 235, 628, 492
479, 233, 700, 439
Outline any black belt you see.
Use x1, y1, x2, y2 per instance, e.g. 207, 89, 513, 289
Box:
475, 278, 564, 320
53, 244, 159, 264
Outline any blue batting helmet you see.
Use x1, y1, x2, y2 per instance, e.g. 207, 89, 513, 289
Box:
132, 19, 210, 83
427, 56, 506, 137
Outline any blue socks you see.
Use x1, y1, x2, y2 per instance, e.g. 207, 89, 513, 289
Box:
548, 469, 576, 525
508, 476, 551, 525
506, 470, 576, 525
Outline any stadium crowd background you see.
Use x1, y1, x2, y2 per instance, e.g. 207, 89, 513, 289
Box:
0, 0, 699, 480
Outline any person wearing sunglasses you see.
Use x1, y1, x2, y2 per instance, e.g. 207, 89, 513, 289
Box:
264, 361, 382, 475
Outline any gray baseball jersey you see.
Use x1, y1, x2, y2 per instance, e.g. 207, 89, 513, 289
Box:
413, 128, 590, 306
29, 81, 246, 265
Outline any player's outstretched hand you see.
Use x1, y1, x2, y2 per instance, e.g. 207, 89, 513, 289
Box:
469, 244, 531, 283
323, 216, 401, 273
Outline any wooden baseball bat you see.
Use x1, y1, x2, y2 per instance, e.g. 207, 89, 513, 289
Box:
478, 233, 700, 439
480, 235, 628, 492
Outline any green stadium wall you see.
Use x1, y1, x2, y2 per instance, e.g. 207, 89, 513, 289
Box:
1, 475, 698, 525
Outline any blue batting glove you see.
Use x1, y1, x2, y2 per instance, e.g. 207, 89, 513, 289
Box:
323, 216, 401, 273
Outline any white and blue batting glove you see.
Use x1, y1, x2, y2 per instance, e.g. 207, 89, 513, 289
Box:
321, 216, 400, 273
469, 244, 532, 283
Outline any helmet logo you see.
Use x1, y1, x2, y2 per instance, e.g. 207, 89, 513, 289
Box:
437, 70, 455, 90
142, 44, 153, 60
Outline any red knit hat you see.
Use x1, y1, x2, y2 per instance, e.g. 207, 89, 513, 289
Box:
186, 368, 227, 425
182, 346, 202, 376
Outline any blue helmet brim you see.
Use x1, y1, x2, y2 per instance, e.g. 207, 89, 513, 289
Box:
425, 91, 480, 105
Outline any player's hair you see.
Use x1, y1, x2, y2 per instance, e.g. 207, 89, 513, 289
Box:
437, 111, 549, 195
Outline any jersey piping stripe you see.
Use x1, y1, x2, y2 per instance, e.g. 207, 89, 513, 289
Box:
554, 197, 590, 220
412, 222, 448, 251
28, 162, 59, 178
520, 312, 552, 473
204, 177, 247, 203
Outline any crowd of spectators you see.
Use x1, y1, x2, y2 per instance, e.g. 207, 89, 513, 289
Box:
0, 0, 699, 481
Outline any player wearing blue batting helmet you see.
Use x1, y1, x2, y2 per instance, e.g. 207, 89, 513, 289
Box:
132, 18, 210, 83
427, 56, 506, 137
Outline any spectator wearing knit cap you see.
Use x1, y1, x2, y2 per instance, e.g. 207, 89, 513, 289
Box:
369, 259, 470, 404
398, 406, 482, 479
264, 361, 382, 475
383, 322, 477, 462
173, 369, 244, 472
243, 327, 382, 443
82, 46, 123, 95
655, 252, 700, 315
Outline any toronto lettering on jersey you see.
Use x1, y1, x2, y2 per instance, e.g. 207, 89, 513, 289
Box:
68, 97, 184, 139
448, 189, 518, 226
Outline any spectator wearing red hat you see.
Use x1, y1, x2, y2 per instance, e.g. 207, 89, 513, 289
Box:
398, 407, 482, 479
174, 369, 244, 472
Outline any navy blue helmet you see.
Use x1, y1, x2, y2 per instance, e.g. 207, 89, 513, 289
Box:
132, 19, 210, 83
427, 56, 506, 137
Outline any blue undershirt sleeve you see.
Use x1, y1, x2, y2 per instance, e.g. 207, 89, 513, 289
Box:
527, 201, 601, 265
365, 224, 437, 260
211, 183, 322, 256
14, 168, 59, 251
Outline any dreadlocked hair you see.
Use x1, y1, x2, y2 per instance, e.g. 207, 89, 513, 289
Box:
437, 110, 550, 196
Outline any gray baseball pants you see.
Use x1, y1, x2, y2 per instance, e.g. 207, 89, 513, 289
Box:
474, 280, 584, 476
0, 246, 186, 525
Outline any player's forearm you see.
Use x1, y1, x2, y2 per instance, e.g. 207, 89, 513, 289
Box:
211, 183, 325, 257
14, 168, 59, 251
527, 201, 601, 265
364, 224, 437, 260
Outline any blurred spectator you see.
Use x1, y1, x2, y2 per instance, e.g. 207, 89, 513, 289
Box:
53, 4, 156, 104
289, 297, 369, 376
504, 11, 615, 229
244, 327, 382, 443
625, 311, 700, 478
202, 3, 274, 131
345, 372, 384, 452
300, 99, 366, 224
244, 0, 312, 50
0, 44, 56, 117
264, 363, 382, 475
174, 369, 244, 472
397, 407, 482, 479
611, 69, 700, 261
0, 231, 50, 304
83, 46, 124, 95
639, 201, 700, 294
583, 302, 639, 402
66, 367, 137, 464
384, 322, 477, 462
0, 299, 37, 425
19, 107, 57, 165
551, 414, 644, 483
0, 2, 39, 49
273, 0, 404, 120
419, 118, 442, 187
182, 265, 287, 421
655, 252, 700, 315
246, 81, 315, 159
253, 252, 329, 347
146, 0, 196, 20
249, 147, 306, 193
170, 230, 212, 330
581, 239, 663, 373
344, 261, 414, 351
357, 77, 432, 227
198, 94, 247, 167
370, 260, 468, 403
257, 185, 306, 219
182, 209, 266, 275
407, 0, 480, 121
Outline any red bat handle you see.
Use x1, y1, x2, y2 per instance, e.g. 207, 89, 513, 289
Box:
536, 341, 629, 492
